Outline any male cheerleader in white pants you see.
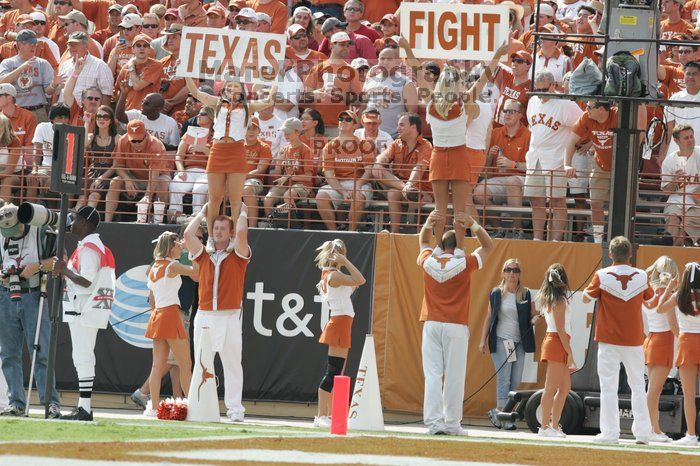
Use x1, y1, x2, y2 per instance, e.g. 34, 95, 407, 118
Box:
583, 236, 654, 444
418, 210, 493, 435
52, 207, 116, 421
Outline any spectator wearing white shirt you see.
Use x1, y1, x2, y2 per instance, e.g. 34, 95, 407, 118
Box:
57, 32, 113, 105
354, 109, 392, 154
532, 25, 573, 89
661, 124, 700, 246
29, 11, 60, 64
524, 70, 582, 241
255, 103, 284, 159
29, 104, 70, 199
115, 92, 180, 151
662, 62, 700, 160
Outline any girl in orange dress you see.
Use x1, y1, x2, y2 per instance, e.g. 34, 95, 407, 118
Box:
537, 263, 574, 438
642, 256, 679, 443
400, 38, 509, 246
143, 231, 197, 417
185, 77, 276, 252
313, 239, 365, 428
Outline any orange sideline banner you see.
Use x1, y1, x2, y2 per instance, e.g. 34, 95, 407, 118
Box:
176, 27, 285, 84
371, 237, 695, 417
399, 3, 509, 60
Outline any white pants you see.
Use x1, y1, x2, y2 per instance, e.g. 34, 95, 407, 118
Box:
68, 320, 99, 391
169, 168, 208, 215
0, 354, 7, 408
422, 320, 469, 433
597, 342, 653, 440
194, 311, 244, 418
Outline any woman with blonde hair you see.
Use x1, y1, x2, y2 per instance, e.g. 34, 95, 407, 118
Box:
185, 77, 276, 252
659, 262, 700, 446
0, 114, 21, 203
479, 258, 536, 429
537, 263, 574, 438
142, 231, 197, 417
643, 255, 679, 443
313, 239, 365, 428
400, 38, 509, 246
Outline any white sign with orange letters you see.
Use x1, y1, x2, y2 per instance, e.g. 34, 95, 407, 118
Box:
399, 3, 509, 60
176, 27, 285, 85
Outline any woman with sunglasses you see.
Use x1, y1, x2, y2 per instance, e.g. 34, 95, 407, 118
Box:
185, 77, 276, 252
479, 258, 536, 430
399, 37, 509, 247
169, 106, 215, 223
76, 105, 120, 211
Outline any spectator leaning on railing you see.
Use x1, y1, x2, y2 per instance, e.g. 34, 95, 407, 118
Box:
116, 90, 179, 151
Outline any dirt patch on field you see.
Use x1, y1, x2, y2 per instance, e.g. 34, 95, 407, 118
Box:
1, 436, 692, 466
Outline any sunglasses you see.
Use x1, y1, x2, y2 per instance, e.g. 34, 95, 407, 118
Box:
54, 0, 70, 4
290, 34, 306, 40
344, 7, 361, 12
120, 26, 134, 31
197, 112, 209, 117
0, 5, 12, 10
502, 109, 520, 114
512, 58, 529, 64
228, 6, 241, 12
96, 114, 111, 120
33, 21, 46, 26
236, 19, 253, 25
133, 43, 149, 48
109, 10, 121, 16
385, 44, 398, 49
338, 116, 355, 122
130, 139, 144, 144
534, 87, 550, 93
85, 96, 101, 101
679, 49, 694, 55
503, 267, 521, 273
143, 24, 159, 29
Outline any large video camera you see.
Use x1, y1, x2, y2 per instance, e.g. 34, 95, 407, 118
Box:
1, 265, 24, 302
17, 203, 72, 230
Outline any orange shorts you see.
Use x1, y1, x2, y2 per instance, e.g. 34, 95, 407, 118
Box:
145, 305, 187, 340
429, 145, 485, 184
644, 331, 674, 367
206, 140, 248, 174
540, 332, 569, 364
676, 332, 700, 367
319, 315, 353, 349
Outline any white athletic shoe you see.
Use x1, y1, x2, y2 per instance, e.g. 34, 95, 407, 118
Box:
674, 434, 699, 446
592, 433, 619, 444
651, 432, 671, 443
313, 416, 331, 428
228, 413, 244, 423
552, 427, 566, 438
143, 400, 157, 418
537, 427, 560, 438
205, 237, 215, 254
635, 436, 651, 445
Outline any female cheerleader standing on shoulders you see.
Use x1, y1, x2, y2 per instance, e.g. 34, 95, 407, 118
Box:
143, 232, 197, 417
643, 256, 679, 443
537, 263, 574, 438
313, 239, 365, 428
185, 78, 277, 252
659, 262, 700, 446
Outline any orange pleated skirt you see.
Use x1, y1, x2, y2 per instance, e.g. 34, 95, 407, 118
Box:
644, 331, 674, 367
145, 305, 187, 340
676, 332, 700, 367
206, 140, 248, 174
541, 332, 569, 364
429, 145, 485, 184
319, 315, 353, 349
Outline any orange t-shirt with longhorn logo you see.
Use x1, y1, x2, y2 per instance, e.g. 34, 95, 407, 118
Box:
418, 247, 482, 326
322, 137, 375, 180
278, 143, 315, 187
572, 107, 617, 171
194, 247, 250, 312
585, 265, 654, 346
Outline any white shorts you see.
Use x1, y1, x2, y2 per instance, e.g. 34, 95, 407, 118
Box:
477, 176, 524, 204
524, 161, 568, 199
244, 178, 264, 196
319, 180, 373, 208
568, 150, 593, 194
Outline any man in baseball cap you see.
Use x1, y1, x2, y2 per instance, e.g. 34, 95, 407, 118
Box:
234, 7, 257, 31
206, 3, 228, 28
256, 12, 271, 32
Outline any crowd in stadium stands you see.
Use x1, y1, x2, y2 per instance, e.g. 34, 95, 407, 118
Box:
0, 0, 697, 244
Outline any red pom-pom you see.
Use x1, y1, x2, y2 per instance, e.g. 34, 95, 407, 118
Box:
157, 399, 173, 420
171, 398, 188, 421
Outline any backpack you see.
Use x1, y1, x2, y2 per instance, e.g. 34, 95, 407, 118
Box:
604, 51, 643, 97
569, 57, 603, 95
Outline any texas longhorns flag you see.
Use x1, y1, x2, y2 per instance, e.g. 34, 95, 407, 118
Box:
176, 27, 286, 85
399, 3, 509, 60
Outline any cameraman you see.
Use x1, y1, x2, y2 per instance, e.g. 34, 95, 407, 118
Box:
0, 203, 60, 417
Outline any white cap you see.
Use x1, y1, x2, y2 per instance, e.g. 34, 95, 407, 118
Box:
256, 12, 271, 23
538, 4, 555, 16
294, 6, 312, 17
29, 11, 46, 21
0, 83, 17, 98
235, 7, 258, 20
330, 31, 352, 44
119, 13, 143, 28
287, 23, 305, 38
350, 57, 369, 69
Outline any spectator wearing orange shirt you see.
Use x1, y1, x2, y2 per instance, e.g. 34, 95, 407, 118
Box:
661, 0, 695, 54
363, 0, 400, 24
159, 23, 188, 116
474, 100, 530, 239
205, 3, 228, 28
48, 0, 73, 54
658, 39, 696, 98
372, 112, 432, 233
374, 14, 398, 53
91, 4, 122, 45
317, 110, 374, 231
285, 24, 327, 81
105, 119, 170, 223
0, 82, 36, 152
115, 34, 164, 112
0, 16, 58, 70
178, 0, 207, 27
494, 50, 532, 127
300, 107, 327, 175
0, 0, 35, 44
241, 117, 272, 227
0, 112, 22, 202
247, 0, 287, 35
107, 13, 143, 77
264, 117, 314, 223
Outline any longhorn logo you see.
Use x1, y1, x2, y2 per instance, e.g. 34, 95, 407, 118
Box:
197, 349, 214, 401
607, 271, 639, 290
435, 256, 452, 270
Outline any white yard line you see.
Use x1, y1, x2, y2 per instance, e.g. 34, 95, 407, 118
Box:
0, 456, 206, 466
